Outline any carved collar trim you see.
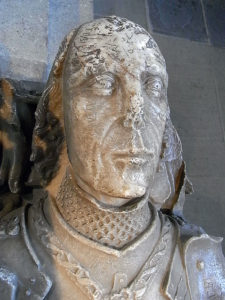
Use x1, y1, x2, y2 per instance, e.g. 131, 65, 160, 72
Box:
53, 169, 157, 253
33, 199, 174, 300
48, 195, 159, 257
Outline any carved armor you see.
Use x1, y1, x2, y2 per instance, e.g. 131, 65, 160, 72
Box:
0, 191, 224, 299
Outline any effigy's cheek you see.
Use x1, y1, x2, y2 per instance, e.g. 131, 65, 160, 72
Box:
71, 97, 88, 120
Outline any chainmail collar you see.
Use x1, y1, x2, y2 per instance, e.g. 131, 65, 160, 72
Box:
31, 195, 175, 300
55, 169, 151, 249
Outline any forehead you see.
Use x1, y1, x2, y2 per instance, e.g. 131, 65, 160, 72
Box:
64, 17, 167, 85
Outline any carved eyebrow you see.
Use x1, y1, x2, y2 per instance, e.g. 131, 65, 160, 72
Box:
142, 71, 163, 82
82, 72, 116, 93
143, 69, 167, 87
83, 72, 114, 82
94, 72, 115, 80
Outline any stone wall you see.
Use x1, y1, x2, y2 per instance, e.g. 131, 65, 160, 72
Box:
0, 0, 93, 82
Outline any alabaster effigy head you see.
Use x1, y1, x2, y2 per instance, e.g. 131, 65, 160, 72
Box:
1, 16, 225, 300
32, 16, 186, 212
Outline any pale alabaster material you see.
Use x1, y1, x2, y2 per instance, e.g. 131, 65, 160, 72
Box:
0, 16, 225, 300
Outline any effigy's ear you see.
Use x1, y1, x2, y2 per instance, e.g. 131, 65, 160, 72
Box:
28, 29, 77, 188
149, 117, 193, 215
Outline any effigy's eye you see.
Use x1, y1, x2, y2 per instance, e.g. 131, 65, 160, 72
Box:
144, 76, 163, 98
91, 74, 115, 96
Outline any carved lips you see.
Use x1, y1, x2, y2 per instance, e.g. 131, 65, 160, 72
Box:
113, 149, 154, 166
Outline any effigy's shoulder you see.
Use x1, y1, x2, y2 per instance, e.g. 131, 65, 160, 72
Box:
182, 224, 225, 299
0, 205, 24, 239
0, 204, 52, 300
164, 217, 225, 299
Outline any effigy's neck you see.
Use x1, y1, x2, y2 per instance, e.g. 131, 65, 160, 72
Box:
55, 169, 152, 249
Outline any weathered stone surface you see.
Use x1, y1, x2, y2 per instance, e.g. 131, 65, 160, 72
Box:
47, 0, 93, 77
0, 16, 225, 299
0, 0, 48, 81
0, 0, 94, 82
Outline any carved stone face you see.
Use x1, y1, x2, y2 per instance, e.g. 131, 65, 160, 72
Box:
63, 17, 168, 206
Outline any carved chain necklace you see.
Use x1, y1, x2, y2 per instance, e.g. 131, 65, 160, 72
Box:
55, 171, 151, 249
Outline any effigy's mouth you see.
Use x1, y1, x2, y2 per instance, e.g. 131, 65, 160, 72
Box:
112, 149, 154, 166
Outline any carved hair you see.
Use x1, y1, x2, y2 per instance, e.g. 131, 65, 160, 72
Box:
31, 16, 190, 212
31, 29, 78, 186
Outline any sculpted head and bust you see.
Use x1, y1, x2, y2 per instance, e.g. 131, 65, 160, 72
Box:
0, 16, 225, 300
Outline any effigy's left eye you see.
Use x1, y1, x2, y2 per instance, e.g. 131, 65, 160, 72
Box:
152, 80, 162, 91
144, 76, 163, 98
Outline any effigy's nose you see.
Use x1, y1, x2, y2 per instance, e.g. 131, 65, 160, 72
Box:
123, 93, 145, 130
